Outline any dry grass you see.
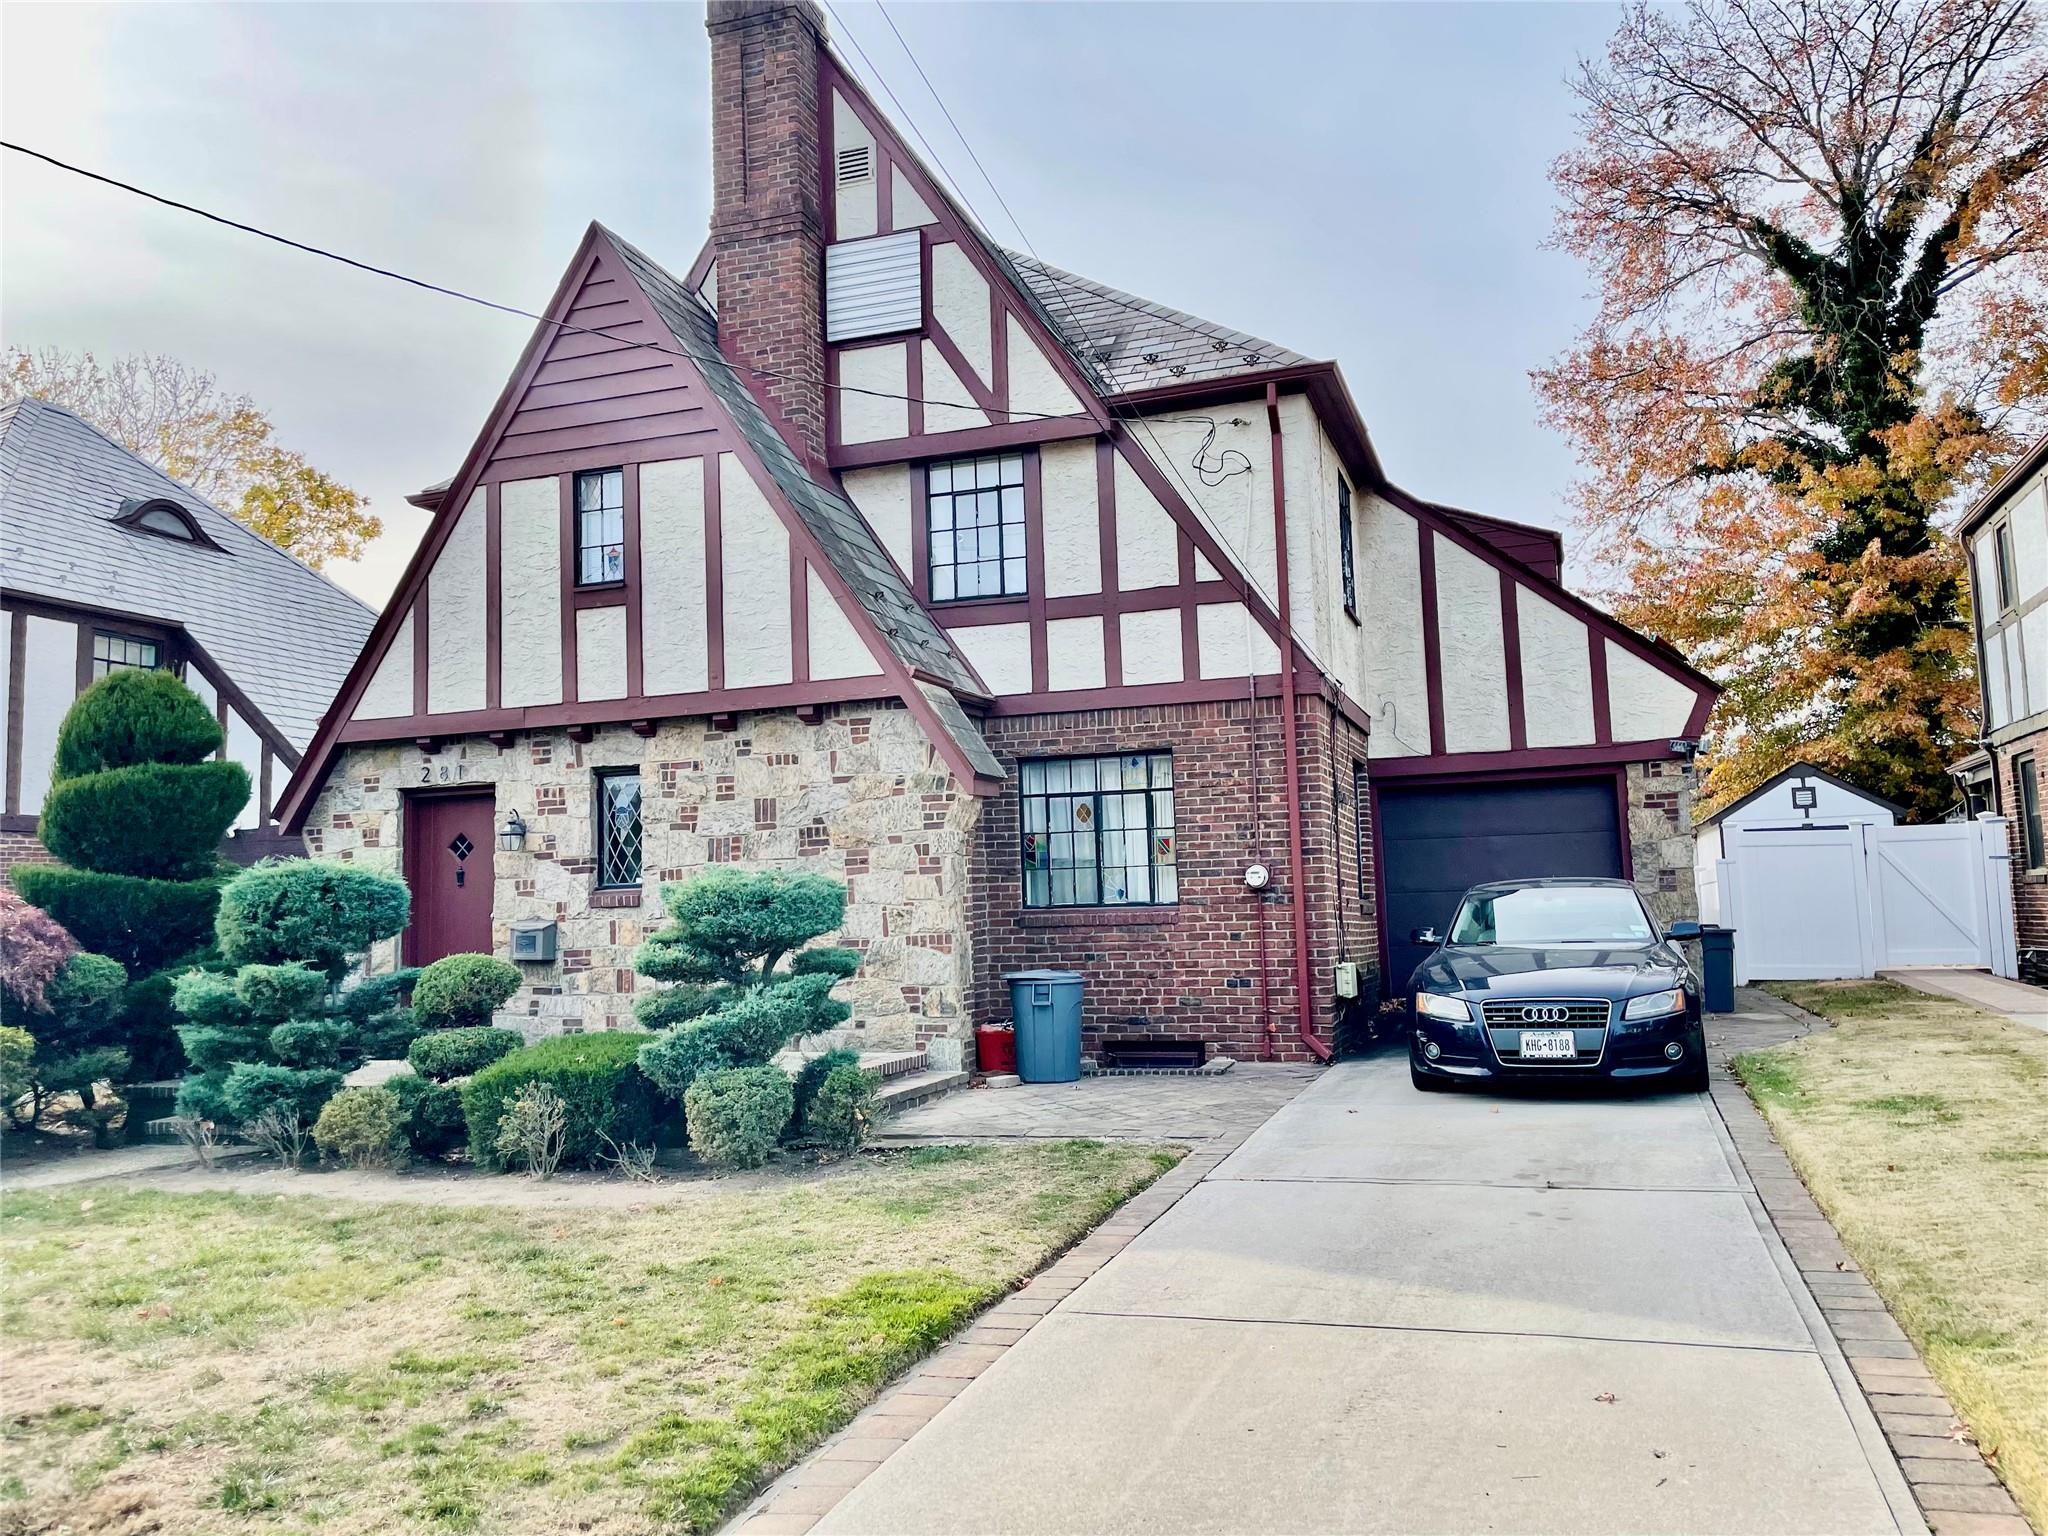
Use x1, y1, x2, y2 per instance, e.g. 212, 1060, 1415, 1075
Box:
1742, 981, 2048, 1529
0, 1140, 1176, 1535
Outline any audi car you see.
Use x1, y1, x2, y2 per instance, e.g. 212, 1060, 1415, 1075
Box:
1406, 877, 1706, 1093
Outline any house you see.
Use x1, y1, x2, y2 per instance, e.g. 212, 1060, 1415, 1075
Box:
278, 0, 1718, 1066
1692, 761, 1903, 925
1954, 430, 2048, 972
0, 397, 376, 869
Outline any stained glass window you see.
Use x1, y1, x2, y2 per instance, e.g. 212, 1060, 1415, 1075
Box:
596, 770, 642, 888
1020, 752, 1175, 908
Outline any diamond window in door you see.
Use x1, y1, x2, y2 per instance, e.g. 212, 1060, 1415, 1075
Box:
1019, 752, 1175, 908
449, 834, 474, 861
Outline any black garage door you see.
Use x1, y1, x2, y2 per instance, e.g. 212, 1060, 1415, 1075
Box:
1378, 775, 1625, 990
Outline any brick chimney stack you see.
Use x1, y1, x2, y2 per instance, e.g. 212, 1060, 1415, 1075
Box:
706, 0, 829, 465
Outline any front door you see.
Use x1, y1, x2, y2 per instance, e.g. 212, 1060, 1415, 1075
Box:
404, 791, 496, 966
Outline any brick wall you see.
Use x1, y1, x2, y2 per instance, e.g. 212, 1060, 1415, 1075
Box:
0, 825, 52, 877
1993, 730, 2048, 956
969, 695, 1378, 1064
707, 0, 827, 464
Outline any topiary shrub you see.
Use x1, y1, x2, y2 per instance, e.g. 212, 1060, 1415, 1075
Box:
214, 860, 411, 980
461, 1032, 660, 1172
389, 1073, 467, 1158
0, 899, 129, 1125
0, 1026, 35, 1116
39, 761, 252, 881
51, 667, 226, 780
407, 1025, 520, 1082
684, 1064, 793, 1169
412, 954, 521, 1030
9, 865, 227, 979
633, 871, 859, 1102
312, 1086, 406, 1169
173, 860, 414, 1129
804, 1062, 881, 1153
792, 1047, 859, 1130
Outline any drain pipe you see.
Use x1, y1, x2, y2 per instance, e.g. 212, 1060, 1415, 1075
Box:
1268, 383, 1330, 1063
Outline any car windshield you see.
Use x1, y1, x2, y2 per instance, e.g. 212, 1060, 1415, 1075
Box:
1448, 886, 1655, 946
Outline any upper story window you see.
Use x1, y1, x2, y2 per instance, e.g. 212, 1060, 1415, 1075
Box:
111, 496, 224, 552
2019, 755, 2044, 872
928, 453, 1025, 601
1338, 477, 1357, 620
575, 468, 625, 586
1995, 520, 2019, 612
596, 769, 642, 889
1020, 752, 1177, 908
93, 631, 159, 679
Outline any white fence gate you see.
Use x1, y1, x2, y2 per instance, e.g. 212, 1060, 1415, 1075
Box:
1718, 815, 2017, 983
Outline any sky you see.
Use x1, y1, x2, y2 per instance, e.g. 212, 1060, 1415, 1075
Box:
1, 0, 1622, 611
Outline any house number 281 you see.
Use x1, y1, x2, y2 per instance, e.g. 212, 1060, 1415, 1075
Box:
419, 763, 468, 784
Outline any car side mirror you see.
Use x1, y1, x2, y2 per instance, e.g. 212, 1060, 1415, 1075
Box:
1409, 926, 1442, 946
1666, 921, 1703, 941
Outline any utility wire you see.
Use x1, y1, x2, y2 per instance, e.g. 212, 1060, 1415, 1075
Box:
0, 138, 1081, 424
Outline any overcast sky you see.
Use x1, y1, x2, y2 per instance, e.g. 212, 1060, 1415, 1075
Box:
2, 1, 1620, 609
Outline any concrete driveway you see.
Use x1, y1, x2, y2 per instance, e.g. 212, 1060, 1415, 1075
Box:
819, 1056, 1923, 1535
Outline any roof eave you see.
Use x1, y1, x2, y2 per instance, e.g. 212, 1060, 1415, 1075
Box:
1958, 430, 2048, 538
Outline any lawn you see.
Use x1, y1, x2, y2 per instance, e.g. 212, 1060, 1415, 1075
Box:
1741, 980, 2048, 1530
0, 1140, 1176, 1535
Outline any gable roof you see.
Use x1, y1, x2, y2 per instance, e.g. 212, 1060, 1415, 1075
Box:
1696, 760, 1909, 827
0, 397, 376, 753
600, 228, 984, 699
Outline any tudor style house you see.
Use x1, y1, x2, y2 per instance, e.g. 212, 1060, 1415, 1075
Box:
1954, 432, 2048, 972
0, 398, 375, 870
279, 0, 1716, 1066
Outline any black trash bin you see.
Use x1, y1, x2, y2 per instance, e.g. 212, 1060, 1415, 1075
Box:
1699, 925, 1737, 1014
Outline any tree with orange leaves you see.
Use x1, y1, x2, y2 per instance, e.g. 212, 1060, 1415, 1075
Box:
1539, 0, 2048, 819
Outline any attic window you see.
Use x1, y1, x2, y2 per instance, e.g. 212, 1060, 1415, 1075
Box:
826, 229, 921, 342
836, 144, 874, 185
111, 496, 224, 552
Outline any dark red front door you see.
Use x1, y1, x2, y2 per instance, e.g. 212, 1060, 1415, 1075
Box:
404, 792, 496, 966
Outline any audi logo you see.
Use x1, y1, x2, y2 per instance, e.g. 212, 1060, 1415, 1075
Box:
1519, 1006, 1571, 1024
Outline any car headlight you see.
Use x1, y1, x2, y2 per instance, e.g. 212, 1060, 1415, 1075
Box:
1623, 988, 1685, 1021
1414, 992, 1472, 1023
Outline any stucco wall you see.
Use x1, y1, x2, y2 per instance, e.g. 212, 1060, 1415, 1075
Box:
1044, 615, 1105, 691
1113, 452, 1180, 590
840, 465, 914, 578
1119, 607, 1182, 685
719, 453, 793, 688
953, 621, 1031, 695
354, 609, 415, 721
639, 456, 709, 695
831, 90, 877, 240
1039, 439, 1101, 596
427, 488, 487, 715
500, 475, 562, 708
302, 702, 982, 1053
930, 242, 993, 388
1517, 586, 1594, 747
1005, 314, 1081, 420
808, 567, 883, 680
919, 342, 989, 434
890, 163, 936, 228
1607, 639, 1699, 741
1434, 532, 1510, 755
1357, 493, 1428, 757
1196, 601, 1280, 679
576, 606, 628, 701
837, 343, 909, 444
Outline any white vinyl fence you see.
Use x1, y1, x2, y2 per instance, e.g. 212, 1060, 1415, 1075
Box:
1717, 815, 2016, 984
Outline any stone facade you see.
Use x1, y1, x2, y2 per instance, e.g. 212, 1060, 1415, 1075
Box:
301, 699, 981, 1058
969, 695, 1379, 1063
1627, 757, 1699, 929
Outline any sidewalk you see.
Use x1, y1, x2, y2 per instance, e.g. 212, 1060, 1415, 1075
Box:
1880, 968, 2048, 1034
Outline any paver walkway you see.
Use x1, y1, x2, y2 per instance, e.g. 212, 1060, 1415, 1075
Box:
806, 1035, 1924, 1534
877, 1063, 1321, 1146
1880, 966, 2048, 1034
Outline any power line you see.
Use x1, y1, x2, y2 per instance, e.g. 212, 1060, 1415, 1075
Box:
0, 138, 1080, 424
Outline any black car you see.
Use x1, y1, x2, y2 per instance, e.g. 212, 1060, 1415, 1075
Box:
1406, 877, 1707, 1093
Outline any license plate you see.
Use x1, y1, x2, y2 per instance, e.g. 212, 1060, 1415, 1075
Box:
1519, 1029, 1577, 1060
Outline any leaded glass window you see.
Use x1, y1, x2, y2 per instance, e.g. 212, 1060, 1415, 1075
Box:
92, 631, 159, 678
1339, 477, 1357, 618
927, 453, 1025, 600
575, 468, 625, 585
1019, 753, 1176, 908
596, 770, 642, 888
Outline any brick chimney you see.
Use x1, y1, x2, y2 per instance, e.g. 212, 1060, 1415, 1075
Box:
706, 0, 828, 466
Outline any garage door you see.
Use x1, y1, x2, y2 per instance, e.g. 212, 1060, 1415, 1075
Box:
1378, 776, 1625, 991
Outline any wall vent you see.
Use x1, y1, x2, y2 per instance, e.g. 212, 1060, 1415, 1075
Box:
836, 144, 874, 185
825, 230, 921, 342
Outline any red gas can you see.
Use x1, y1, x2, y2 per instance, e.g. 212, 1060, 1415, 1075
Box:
973, 1026, 1017, 1076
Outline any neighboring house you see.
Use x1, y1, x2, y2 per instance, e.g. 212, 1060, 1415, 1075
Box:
0, 397, 376, 870
279, 0, 1717, 1066
1954, 429, 2048, 970
1693, 762, 1903, 925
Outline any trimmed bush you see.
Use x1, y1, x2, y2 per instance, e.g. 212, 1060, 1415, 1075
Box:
805, 1063, 881, 1152
684, 1065, 792, 1169
40, 761, 251, 880
212, 1062, 346, 1127
11, 863, 226, 976
117, 968, 188, 1082
3, 948, 129, 1121
792, 1047, 859, 1129
51, 668, 223, 779
638, 975, 843, 1101
407, 1025, 520, 1082
312, 1086, 405, 1168
412, 954, 521, 1029
461, 1032, 660, 1172
389, 1073, 467, 1158
0, 1026, 35, 1111
214, 860, 410, 979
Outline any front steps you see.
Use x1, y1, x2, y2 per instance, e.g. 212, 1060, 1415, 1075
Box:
774, 1047, 969, 1118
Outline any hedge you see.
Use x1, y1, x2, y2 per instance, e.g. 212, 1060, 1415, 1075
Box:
684, 1065, 792, 1169
407, 1025, 520, 1082
11, 863, 227, 975
52, 668, 223, 780
390, 1074, 467, 1157
412, 954, 521, 1029
214, 860, 411, 978
39, 760, 251, 879
461, 1032, 662, 1171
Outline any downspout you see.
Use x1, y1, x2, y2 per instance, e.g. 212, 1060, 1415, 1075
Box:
1268, 383, 1331, 1062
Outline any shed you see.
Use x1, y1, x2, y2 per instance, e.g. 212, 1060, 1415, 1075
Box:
1694, 763, 1905, 924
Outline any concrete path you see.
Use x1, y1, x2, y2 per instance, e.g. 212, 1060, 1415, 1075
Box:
1880, 966, 2048, 1034
818, 1055, 1922, 1535
877, 1063, 1322, 1146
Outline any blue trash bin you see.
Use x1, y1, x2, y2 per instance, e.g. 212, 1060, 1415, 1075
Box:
1006, 969, 1084, 1082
